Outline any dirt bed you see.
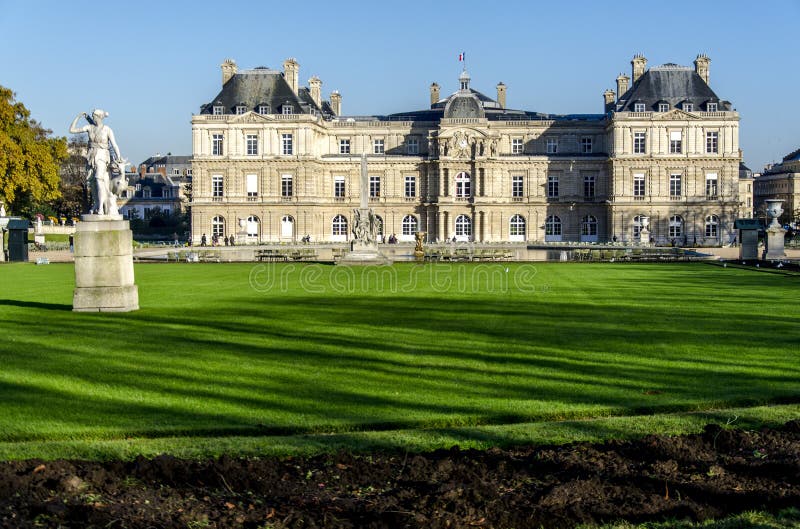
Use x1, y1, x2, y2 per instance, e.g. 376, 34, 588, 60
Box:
1, 421, 799, 528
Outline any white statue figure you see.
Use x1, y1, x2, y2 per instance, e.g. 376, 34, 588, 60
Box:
69, 109, 127, 216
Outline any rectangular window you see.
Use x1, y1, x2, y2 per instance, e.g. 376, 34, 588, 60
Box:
246, 174, 258, 198
512, 175, 524, 198
512, 138, 523, 154
633, 132, 646, 154
258, 105, 269, 115
706, 131, 719, 153
282, 105, 293, 115
669, 131, 682, 154
246, 134, 258, 156
547, 175, 559, 198
683, 103, 693, 112
334, 176, 345, 198
369, 176, 380, 197
707, 102, 717, 112
670, 174, 682, 197
581, 137, 593, 153
546, 138, 558, 154
281, 174, 293, 197
212, 133, 223, 156
633, 173, 646, 197
406, 137, 419, 155
373, 139, 385, 154
583, 174, 595, 198
213, 106, 223, 115
339, 138, 350, 154
706, 173, 718, 198
403, 175, 416, 198
658, 103, 669, 112
236, 106, 246, 115
212, 175, 223, 198
281, 133, 293, 155
633, 103, 645, 112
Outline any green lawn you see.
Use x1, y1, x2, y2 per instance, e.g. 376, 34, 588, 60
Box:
0, 262, 798, 460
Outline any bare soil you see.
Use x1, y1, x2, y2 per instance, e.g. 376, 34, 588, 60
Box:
1, 421, 799, 528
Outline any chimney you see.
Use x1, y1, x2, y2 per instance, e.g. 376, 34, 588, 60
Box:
603, 89, 616, 112
430, 82, 440, 106
616, 73, 630, 99
631, 54, 647, 83
221, 59, 237, 85
283, 58, 299, 94
496, 82, 506, 109
308, 76, 322, 107
330, 91, 341, 115
694, 54, 710, 85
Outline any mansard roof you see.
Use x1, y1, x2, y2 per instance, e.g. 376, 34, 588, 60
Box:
615, 64, 732, 112
200, 69, 330, 116
782, 148, 800, 162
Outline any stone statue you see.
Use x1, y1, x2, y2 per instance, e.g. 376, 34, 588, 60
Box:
69, 109, 128, 216
352, 208, 375, 245
489, 139, 498, 157
0, 202, 5, 217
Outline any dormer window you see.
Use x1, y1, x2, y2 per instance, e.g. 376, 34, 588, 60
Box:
633, 103, 645, 112
282, 104, 293, 115
658, 103, 669, 112
212, 105, 224, 115
682, 102, 693, 112
235, 105, 247, 115
258, 105, 270, 115
707, 102, 718, 112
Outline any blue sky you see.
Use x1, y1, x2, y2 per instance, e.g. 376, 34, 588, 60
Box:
1, 0, 798, 170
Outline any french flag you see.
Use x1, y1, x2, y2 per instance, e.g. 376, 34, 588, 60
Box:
458, 52, 465, 62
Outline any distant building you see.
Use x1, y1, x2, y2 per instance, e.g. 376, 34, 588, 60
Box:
190, 55, 742, 245
119, 171, 184, 221
738, 162, 754, 219
138, 154, 192, 181
754, 148, 799, 226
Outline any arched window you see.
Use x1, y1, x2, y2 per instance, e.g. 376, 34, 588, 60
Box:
332, 214, 348, 241
705, 215, 719, 238
211, 216, 225, 238
669, 215, 683, 238
247, 215, 260, 239
455, 172, 471, 199
509, 214, 526, 242
581, 215, 598, 242
545, 215, 561, 242
401, 215, 418, 241
280, 215, 293, 239
455, 214, 471, 241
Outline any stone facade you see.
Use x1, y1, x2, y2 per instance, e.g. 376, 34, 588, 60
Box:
191, 55, 744, 246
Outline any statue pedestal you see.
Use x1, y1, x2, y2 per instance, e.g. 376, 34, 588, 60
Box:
764, 226, 786, 260
338, 242, 392, 266
739, 229, 759, 260
73, 215, 139, 312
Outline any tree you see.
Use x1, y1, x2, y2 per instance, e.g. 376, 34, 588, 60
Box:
0, 86, 67, 217
54, 135, 90, 217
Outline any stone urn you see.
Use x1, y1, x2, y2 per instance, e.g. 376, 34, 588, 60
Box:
765, 199, 784, 228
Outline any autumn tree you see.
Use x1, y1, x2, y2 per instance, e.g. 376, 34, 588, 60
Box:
54, 134, 90, 217
0, 85, 67, 217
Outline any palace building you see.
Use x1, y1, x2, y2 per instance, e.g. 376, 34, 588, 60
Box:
190, 55, 744, 245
